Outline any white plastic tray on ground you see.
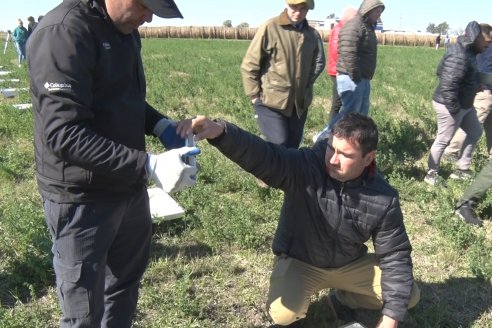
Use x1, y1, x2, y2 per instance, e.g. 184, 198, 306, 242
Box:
1, 88, 16, 98
147, 187, 185, 221
12, 103, 32, 110
1, 87, 29, 98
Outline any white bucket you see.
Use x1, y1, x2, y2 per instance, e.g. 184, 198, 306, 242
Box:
1, 88, 17, 98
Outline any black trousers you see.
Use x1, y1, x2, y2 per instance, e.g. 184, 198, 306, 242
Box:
43, 187, 152, 328
255, 102, 308, 149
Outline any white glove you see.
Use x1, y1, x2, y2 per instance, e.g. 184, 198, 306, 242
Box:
336, 74, 357, 95
146, 146, 199, 193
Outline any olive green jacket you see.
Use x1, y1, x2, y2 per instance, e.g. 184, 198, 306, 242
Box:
241, 10, 321, 117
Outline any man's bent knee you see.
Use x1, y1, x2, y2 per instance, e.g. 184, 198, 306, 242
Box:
268, 297, 305, 326
408, 283, 421, 309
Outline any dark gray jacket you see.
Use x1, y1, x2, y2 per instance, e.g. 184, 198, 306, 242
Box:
28, 0, 164, 203
209, 121, 414, 322
336, 0, 384, 82
433, 21, 482, 114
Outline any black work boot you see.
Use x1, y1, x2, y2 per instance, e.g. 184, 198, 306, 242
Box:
455, 202, 483, 227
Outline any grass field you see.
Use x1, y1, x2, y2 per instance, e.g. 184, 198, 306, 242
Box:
0, 38, 491, 327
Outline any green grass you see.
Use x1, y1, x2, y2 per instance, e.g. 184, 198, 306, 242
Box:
0, 39, 491, 327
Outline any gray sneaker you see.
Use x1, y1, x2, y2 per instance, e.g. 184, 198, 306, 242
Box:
424, 170, 438, 186
455, 203, 483, 227
449, 169, 473, 180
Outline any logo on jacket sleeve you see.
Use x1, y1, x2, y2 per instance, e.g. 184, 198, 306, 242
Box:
44, 82, 72, 93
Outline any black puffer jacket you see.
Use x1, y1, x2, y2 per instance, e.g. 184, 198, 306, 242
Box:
433, 21, 482, 114
336, 0, 385, 82
209, 122, 415, 322
28, 0, 165, 203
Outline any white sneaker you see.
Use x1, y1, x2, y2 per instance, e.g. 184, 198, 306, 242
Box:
424, 170, 438, 186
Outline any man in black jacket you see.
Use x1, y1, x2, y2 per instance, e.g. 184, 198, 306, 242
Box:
26, 16, 38, 37
425, 21, 492, 186
27, 0, 197, 327
189, 113, 420, 328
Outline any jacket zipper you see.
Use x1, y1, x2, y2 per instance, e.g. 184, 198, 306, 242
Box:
331, 182, 345, 263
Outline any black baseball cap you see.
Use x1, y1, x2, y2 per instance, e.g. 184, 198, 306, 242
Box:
142, 0, 183, 18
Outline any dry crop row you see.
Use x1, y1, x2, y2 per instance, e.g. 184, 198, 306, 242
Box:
138, 26, 456, 47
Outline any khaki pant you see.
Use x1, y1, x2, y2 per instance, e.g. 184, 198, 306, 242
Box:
446, 90, 492, 156
266, 254, 420, 326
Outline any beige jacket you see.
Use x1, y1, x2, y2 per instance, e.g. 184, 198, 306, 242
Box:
241, 10, 320, 117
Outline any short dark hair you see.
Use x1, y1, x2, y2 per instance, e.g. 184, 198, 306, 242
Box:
332, 113, 378, 156
27, 16, 35, 22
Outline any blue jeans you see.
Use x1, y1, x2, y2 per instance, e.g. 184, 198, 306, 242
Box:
329, 77, 371, 128
15, 41, 26, 64
255, 102, 308, 149
44, 187, 152, 328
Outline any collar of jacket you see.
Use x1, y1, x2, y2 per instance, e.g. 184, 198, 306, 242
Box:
276, 9, 308, 30
346, 163, 374, 188
82, 0, 109, 20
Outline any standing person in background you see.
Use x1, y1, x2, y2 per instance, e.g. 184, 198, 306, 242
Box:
317, 0, 385, 137
444, 34, 451, 50
326, 7, 357, 121
424, 21, 491, 186
27, 16, 38, 37
444, 24, 492, 162
12, 19, 28, 67
312, 6, 357, 142
27, 0, 198, 327
241, 0, 324, 150
435, 34, 441, 50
